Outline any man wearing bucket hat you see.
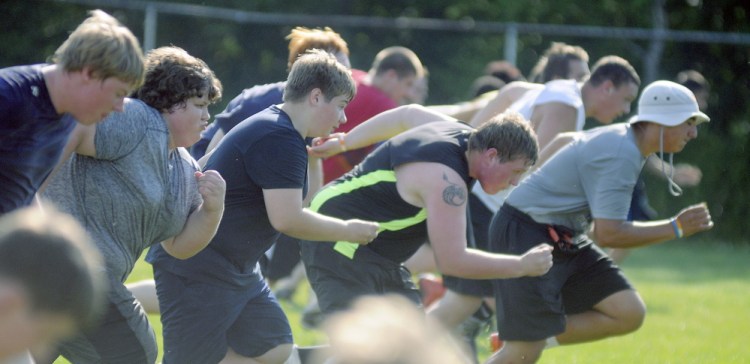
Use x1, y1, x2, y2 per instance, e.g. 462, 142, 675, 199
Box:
484, 80, 714, 364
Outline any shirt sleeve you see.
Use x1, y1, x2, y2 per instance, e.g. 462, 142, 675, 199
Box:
582, 139, 642, 221
95, 99, 155, 160
244, 129, 307, 190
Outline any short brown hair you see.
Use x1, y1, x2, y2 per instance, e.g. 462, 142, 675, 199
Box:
284, 49, 355, 103
286, 26, 349, 71
51, 9, 145, 89
469, 111, 538, 165
588, 55, 641, 89
370, 46, 424, 79
136, 46, 222, 112
529, 42, 590, 83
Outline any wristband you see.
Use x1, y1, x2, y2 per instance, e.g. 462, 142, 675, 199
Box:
670, 218, 683, 238
339, 134, 347, 152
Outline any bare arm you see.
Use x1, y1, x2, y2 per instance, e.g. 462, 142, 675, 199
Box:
469, 82, 531, 127
304, 157, 323, 206
205, 127, 225, 155
263, 188, 379, 244
534, 131, 577, 168
308, 104, 457, 158
160, 170, 226, 259
396, 162, 552, 279
644, 157, 702, 187
593, 202, 713, 248
530, 102, 578, 150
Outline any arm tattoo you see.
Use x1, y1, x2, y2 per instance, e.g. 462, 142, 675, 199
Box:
441, 173, 466, 206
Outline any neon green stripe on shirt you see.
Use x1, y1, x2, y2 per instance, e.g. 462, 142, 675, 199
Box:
312, 170, 427, 259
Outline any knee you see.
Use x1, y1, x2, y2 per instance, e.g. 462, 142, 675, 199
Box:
617, 296, 646, 334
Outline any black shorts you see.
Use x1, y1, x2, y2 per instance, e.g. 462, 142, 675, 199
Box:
488, 204, 632, 341
299, 240, 422, 315
442, 193, 494, 297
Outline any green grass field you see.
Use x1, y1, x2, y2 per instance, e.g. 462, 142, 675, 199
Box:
55, 239, 750, 363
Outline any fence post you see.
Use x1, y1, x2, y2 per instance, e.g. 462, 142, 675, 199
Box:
504, 23, 518, 66
143, 3, 158, 52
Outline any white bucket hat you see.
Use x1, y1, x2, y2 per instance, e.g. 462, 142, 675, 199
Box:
629, 80, 710, 126
629, 80, 711, 197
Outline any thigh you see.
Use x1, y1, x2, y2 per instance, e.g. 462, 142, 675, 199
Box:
227, 285, 293, 358
562, 245, 634, 314
489, 210, 566, 341
154, 268, 246, 364
301, 242, 377, 314
59, 282, 156, 364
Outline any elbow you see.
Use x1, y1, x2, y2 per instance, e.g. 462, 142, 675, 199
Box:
592, 229, 618, 248
269, 218, 296, 236
434, 258, 466, 278
170, 251, 194, 260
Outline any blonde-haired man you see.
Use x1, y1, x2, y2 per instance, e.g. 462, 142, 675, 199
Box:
0, 9, 144, 214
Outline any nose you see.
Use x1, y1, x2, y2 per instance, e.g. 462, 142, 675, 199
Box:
203, 107, 210, 121
339, 112, 347, 125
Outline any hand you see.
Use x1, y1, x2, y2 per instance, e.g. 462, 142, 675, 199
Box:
308, 132, 346, 159
345, 219, 380, 245
675, 202, 713, 237
195, 170, 226, 213
519, 243, 553, 277
672, 163, 702, 187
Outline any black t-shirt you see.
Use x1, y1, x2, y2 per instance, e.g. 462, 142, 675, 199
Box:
312, 121, 474, 263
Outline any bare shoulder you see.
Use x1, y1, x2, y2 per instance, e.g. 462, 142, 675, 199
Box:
395, 162, 467, 207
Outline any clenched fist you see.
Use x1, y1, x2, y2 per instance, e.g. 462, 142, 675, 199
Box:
345, 219, 380, 245
195, 170, 226, 213
519, 243, 554, 277
675, 202, 713, 237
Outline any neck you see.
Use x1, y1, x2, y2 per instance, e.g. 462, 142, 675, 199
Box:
465, 149, 478, 179
580, 81, 594, 118
42, 64, 66, 115
632, 122, 656, 157
279, 102, 308, 138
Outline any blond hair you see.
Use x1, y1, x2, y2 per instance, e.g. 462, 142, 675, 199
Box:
51, 9, 145, 88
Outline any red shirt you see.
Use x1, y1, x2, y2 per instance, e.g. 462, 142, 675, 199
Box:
322, 69, 398, 183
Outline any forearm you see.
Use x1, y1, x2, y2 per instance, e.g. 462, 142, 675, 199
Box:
342, 104, 455, 150
594, 219, 679, 249
162, 204, 223, 259
304, 158, 323, 206
274, 208, 354, 242
436, 247, 525, 279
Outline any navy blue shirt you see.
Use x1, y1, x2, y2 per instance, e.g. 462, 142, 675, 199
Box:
0, 64, 76, 213
148, 105, 308, 288
190, 81, 285, 159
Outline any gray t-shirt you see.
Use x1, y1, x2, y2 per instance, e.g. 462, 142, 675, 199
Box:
506, 123, 646, 234
43, 98, 202, 282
